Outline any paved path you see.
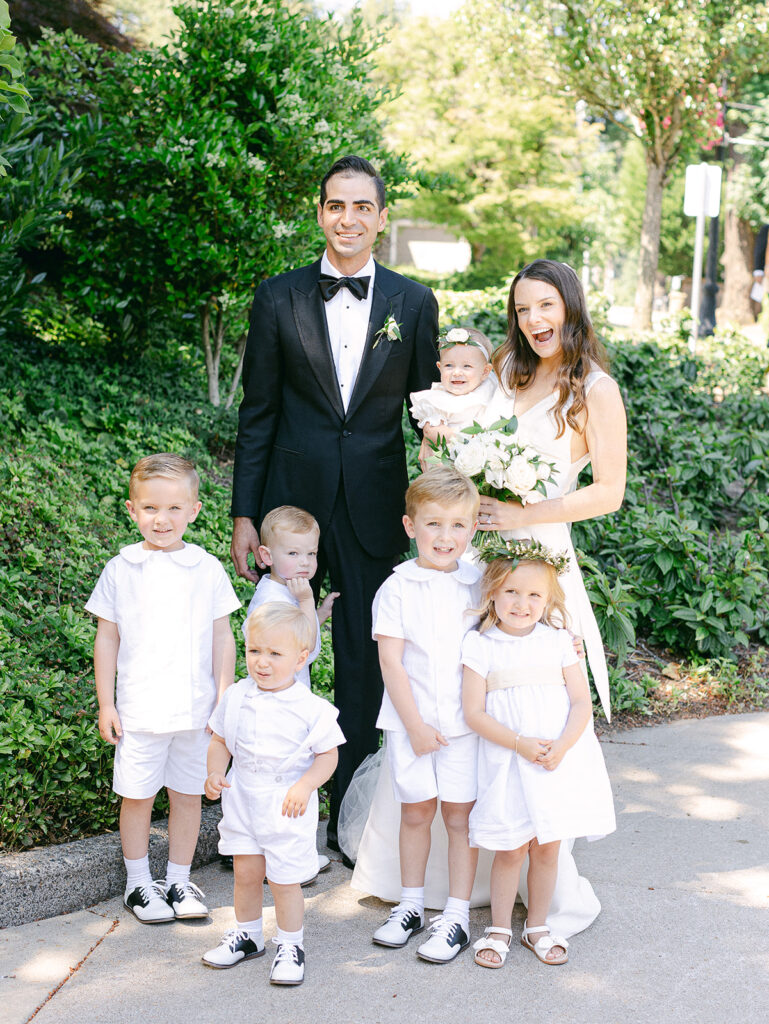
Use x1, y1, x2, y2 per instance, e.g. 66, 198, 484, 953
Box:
2, 713, 768, 1024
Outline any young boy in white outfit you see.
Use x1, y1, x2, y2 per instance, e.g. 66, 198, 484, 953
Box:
87, 454, 240, 924
371, 466, 481, 963
202, 603, 345, 985
243, 505, 338, 691
242, 505, 339, 878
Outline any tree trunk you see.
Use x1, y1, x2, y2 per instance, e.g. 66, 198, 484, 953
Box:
201, 305, 221, 406
224, 332, 247, 411
631, 158, 667, 331
721, 212, 756, 325
721, 126, 756, 326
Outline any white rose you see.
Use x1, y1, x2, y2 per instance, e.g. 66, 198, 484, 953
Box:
446, 327, 470, 343
485, 467, 505, 489
453, 439, 486, 477
504, 455, 538, 496
536, 460, 553, 480
523, 490, 545, 505
484, 445, 506, 472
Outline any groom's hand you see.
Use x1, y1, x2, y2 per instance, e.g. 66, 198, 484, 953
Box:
231, 516, 265, 580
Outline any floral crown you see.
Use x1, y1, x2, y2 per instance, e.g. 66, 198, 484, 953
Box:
476, 537, 570, 576
437, 326, 492, 358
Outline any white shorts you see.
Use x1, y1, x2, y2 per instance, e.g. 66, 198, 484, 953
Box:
217, 774, 318, 885
112, 728, 209, 799
386, 730, 478, 805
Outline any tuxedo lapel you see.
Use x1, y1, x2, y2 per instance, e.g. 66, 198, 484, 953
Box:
290, 269, 345, 421
345, 270, 404, 421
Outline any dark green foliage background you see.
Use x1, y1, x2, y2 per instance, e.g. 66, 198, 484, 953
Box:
2, 294, 768, 850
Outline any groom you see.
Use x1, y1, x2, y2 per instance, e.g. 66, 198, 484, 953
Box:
230, 155, 439, 851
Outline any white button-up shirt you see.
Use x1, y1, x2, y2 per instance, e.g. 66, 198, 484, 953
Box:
372, 559, 481, 738
320, 251, 375, 411
208, 677, 345, 780
86, 542, 241, 733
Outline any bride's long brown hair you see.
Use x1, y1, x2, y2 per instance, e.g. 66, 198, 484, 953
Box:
492, 260, 609, 439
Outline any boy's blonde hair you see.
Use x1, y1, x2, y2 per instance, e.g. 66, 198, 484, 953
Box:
405, 466, 480, 520
260, 505, 319, 548
244, 602, 315, 653
476, 557, 569, 633
440, 326, 493, 360
129, 453, 199, 499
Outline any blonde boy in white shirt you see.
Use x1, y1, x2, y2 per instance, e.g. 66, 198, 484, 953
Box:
203, 603, 345, 985
371, 466, 481, 963
86, 454, 240, 925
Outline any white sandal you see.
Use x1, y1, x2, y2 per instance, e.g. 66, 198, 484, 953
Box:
473, 926, 513, 969
520, 921, 569, 965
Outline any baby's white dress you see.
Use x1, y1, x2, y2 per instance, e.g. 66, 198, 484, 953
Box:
464, 624, 615, 851
409, 375, 514, 435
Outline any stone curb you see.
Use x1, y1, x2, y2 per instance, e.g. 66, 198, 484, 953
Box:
0, 805, 223, 929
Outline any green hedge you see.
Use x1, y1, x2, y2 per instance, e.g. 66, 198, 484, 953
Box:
2, 297, 768, 849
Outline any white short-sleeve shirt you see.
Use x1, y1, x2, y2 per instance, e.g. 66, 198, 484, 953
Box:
372, 559, 481, 737
86, 542, 241, 733
208, 677, 345, 778
242, 575, 320, 689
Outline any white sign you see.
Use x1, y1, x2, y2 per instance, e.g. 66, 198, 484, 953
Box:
684, 163, 722, 217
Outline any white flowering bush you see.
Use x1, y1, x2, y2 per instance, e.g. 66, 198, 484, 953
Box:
22, 0, 403, 404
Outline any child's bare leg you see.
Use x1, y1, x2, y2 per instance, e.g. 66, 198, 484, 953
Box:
233, 854, 266, 922
525, 838, 565, 961
167, 788, 201, 865
120, 796, 155, 859
269, 882, 304, 933
476, 845, 527, 966
441, 801, 478, 899
400, 798, 437, 886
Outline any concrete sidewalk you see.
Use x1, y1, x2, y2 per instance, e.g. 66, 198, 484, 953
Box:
2, 713, 768, 1024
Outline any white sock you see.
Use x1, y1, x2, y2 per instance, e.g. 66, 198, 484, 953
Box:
124, 855, 152, 891
165, 860, 191, 886
276, 926, 304, 948
399, 886, 425, 916
443, 896, 470, 930
236, 918, 263, 943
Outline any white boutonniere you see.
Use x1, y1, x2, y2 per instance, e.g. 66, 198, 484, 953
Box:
373, 314, 402, 349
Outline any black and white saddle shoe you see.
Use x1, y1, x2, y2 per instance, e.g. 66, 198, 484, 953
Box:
269, 942, 305, 985
201, 929, 265, 969
123, 882, 175, 924
372, 903, 425, 948
163, 880, 209, 919
416, 916, 470, 963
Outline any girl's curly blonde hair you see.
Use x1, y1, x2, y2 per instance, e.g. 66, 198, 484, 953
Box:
475, 556, 570, 633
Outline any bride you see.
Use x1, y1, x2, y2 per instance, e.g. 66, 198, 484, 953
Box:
349, 259, 626, 937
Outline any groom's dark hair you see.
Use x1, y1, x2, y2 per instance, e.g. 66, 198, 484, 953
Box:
320, 156, 386, 211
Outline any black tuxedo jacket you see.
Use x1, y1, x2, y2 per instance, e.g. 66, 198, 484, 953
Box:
232, 258, 440, 557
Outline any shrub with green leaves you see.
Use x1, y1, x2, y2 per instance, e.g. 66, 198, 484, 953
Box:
22, 0, 406, 405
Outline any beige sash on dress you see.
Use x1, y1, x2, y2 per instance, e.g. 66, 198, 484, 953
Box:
486, 669, 566, 692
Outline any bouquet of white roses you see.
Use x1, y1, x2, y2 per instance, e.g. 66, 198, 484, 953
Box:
436, 416, 557, 548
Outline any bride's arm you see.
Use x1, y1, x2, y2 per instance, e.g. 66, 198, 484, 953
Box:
478, 377, 627, 529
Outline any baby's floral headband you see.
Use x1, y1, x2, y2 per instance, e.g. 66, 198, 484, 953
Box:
437, 326, 492, 358
477, 537, 570, 576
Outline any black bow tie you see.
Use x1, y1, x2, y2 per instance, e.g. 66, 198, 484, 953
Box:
318, 273, 370, 302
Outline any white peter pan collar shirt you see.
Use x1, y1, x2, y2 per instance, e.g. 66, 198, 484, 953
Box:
320, 251, 375, 412
208, 677, 345, 782
86, 542, 241, 733
372, 558, 481, 738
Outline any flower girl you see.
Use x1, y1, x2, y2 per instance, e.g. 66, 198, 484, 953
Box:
462, 540, 615, 969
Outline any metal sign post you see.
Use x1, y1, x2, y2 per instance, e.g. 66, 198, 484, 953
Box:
683, 164, 722, 353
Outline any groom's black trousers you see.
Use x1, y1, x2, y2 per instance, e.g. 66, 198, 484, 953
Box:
312, 486, 398, 839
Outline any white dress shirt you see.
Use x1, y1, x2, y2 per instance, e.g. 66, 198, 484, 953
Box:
372, 558, 481, 738
86, 542, 241, 732
320, 252, 375, 411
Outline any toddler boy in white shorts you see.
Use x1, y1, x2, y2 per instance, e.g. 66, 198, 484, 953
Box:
371, 466, 481, 964
202, 603, 345, 986
86, 454, 240, 925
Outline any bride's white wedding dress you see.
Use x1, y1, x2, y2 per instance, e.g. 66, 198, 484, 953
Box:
347, 369, 613, 936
